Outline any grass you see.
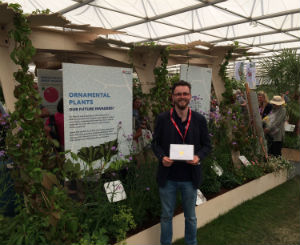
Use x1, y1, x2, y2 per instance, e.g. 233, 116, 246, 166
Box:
174, 176, 300, 245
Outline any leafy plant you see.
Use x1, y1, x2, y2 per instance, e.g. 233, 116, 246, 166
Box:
218, 171, 242, 189
283, 132, 300, 149
259, 49, 300, 126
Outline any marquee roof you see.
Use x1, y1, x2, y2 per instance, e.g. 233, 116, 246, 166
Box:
2, 0, 300, 62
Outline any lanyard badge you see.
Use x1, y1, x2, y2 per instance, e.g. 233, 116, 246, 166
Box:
170, 108, 192, 143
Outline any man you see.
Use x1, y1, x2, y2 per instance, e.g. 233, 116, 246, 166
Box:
152, 80, 211, 245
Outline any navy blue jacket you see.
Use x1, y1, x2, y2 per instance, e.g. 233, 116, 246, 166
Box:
152, 109, 212, 188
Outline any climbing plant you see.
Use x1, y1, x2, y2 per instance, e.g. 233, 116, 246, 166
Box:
1, 4, 83, 244
149, 47, 173, 119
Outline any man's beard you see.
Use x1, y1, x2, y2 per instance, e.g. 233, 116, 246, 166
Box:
174, 99, 189, 110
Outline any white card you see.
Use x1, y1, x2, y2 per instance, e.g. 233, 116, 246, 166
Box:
104, 180, 127, 202
169, 144, 194, 161
284, 122, 295, 132
239, 155, 251, 166
196, 189, 207, 206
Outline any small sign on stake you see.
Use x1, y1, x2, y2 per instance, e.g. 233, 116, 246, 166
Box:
239, 155, 251, 166
196, 189, 207, 206
104, 180, 127, 202
211, 161, 223, 176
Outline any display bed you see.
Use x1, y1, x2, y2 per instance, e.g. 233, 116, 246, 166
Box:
120, 170, 288, 245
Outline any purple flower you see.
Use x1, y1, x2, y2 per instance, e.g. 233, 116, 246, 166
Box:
1, 121, 6, 125
227, 111, 231, 114
129, 156, 133, 161
146, 187, 150, 191
232, 141, 237, 145
111, 172, 116, 176
119, 153, 123, 157
209, 133, 213, 137
0, 150, 5, 157
111, 146, 117, 151
16, 144, 20, 147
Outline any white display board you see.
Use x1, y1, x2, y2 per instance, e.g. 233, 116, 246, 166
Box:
246, 62, 256, 89
37, 69, 63, 114
234, 61, 244, 81
63, 63, 132, 169
180, 65, 212, 119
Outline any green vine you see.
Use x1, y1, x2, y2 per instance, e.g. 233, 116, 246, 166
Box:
149, 47, 173, 119
218, 41, 239, 106
217, 42, 261, 159
3, 4, 81, 244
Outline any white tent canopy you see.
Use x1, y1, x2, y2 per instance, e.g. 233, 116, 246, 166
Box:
3, 0, 300, 61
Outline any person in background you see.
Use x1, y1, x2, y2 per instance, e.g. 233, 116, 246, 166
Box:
45, 98, 64, 151
263, 95, 286, 157
152, 80, 211, 245
234, 89, 247, 115
132, 97, 152, 154
133, 97, 146, 139
257, 91, 272, 119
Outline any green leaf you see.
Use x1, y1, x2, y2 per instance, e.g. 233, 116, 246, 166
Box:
24, 111, 35, 120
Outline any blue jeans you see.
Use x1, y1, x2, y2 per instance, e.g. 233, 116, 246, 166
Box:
159, 180, 197, 245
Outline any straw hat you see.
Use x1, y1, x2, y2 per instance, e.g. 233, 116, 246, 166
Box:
270, 95, 285, 105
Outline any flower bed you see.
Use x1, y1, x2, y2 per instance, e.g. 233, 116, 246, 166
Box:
121, 169, 288, 245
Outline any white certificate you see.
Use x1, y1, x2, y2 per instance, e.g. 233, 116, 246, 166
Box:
169, 144, 194, 161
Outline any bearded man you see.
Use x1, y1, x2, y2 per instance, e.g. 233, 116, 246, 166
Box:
152, 80, 212, 245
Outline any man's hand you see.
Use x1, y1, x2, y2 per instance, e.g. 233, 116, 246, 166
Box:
162, 156, 174, 167
186, 155, 200, 165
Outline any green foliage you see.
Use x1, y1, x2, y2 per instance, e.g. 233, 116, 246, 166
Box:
200, 158, 221, 194
283, 132, 300, 149
77, 139, 118, 166
259, 49, 300, 123
235, 164, 264, 182
218, 171, 242, 189
123, 160, 161, 227
31, 9, 51, 15
0, 166, 16, 216
150, 48, 173, 119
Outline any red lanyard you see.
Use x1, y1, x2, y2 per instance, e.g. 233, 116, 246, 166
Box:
170, 107, 192, 143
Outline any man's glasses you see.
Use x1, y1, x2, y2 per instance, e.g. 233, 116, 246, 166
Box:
173, 92, 190, 97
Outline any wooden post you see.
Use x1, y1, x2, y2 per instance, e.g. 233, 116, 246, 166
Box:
0, 26, 17, 112
245, 83, 268, 159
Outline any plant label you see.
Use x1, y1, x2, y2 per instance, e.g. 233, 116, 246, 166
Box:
211, 162, 223, 176
196, 189, 207, 206
239, 155, 251, 166
104, 180, 127, 202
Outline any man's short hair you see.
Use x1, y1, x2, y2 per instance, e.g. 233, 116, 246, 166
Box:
171, 80, 191, 94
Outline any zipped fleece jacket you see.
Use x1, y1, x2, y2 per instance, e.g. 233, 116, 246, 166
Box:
152, 109, 212, 188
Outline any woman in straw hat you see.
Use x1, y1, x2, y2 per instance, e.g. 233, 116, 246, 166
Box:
263, 95, 286, 156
